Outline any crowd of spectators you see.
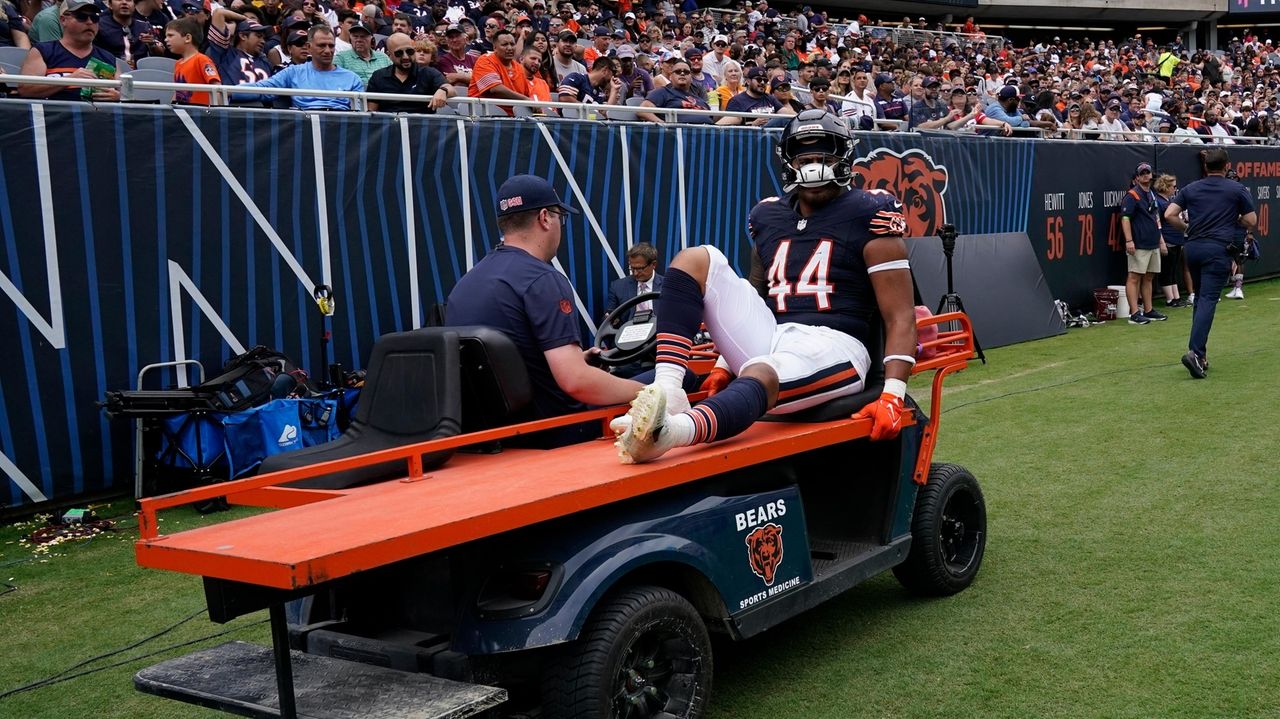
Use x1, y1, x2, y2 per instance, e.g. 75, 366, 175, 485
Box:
6, 0, 1280, 142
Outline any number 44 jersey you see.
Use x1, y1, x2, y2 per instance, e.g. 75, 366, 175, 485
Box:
748, 188, 908, 348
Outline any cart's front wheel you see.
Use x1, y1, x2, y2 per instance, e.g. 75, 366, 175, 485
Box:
893, 463, 987, 596
542, 585, 712, 719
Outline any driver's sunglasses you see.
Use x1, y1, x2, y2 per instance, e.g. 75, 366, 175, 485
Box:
392, 48, 415, 57
628, 262, 653, 275
68, 9, 101, 21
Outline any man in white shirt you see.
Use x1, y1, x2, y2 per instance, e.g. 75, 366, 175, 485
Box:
840, 67, 877, 129
703, 34, 729, 84
1098, 100, 1132, 141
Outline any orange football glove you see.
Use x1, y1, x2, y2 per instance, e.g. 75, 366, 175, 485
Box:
700, 367, 732, 397
852, 393, 908, 441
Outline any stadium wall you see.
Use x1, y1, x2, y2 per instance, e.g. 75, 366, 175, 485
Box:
1, 102, 1276, 510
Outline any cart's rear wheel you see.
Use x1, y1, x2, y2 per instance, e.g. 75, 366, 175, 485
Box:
542, 585, 712, 719
893, 463, 986, 596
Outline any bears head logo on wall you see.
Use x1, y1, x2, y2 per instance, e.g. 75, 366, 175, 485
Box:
745, 522, 784, 586
850, 148, 949, 238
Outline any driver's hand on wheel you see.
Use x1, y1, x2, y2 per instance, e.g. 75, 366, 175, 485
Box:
699, 367, 732, 397
852, 393, 907, 441
583, 346, 604, 367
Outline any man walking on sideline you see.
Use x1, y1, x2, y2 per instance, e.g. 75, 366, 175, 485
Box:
1163, 148, 1257, 379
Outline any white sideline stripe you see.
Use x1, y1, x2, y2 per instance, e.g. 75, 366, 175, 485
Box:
0, 105, 68, 349
535, 122, 625, 278
399, 116, 421, 328
457, 119, 474, 270
676, 127, 688, 249
551, 257, 596, 334
620, 126, 634, 251
1, 451, 47, 503
168, 260, 247, 388
174, 109, 317, 292
310, 114, 332, 287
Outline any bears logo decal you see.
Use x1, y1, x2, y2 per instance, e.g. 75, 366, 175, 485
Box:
745, 522, 784, 586
851, 148, 950, 238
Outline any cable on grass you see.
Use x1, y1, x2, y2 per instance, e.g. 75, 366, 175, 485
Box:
0, 615, 268, 700
0, 607, 206, 700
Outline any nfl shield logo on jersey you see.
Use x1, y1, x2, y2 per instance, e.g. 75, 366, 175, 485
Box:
797, 219, 807, 231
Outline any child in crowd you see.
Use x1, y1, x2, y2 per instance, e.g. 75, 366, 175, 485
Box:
165, 17, 222, 106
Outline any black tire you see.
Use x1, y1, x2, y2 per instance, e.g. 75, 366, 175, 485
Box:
542, 585, 713, 719
893, 463, 987, 597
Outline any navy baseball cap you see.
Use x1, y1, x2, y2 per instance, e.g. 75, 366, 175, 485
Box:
496, 175, 579, 218
997, 85, 1019, 100
237, 20, 267, 34
1135, 162, 1153, 175
873, 73, 893, 87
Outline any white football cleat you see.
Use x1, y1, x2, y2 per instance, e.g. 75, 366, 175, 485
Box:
614, 385, 683, 464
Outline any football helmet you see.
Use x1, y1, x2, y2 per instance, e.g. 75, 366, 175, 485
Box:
776, 109, 857, 192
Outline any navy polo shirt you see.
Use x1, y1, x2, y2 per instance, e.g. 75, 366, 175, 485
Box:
1171, 175, 1255, 245
1121, 186, 1162, 250
445, 244, 586, 422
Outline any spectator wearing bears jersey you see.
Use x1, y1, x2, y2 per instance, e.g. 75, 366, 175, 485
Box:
209, 19, 273, 105
557, 56, 620, 106
164, 17, 221, 105
18, 0, 120, 102
613, 110, 918, 464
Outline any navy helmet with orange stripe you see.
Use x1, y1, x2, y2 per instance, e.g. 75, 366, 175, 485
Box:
777, 109, 857, 193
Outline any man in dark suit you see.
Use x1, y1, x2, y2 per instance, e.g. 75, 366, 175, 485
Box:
603, 242, 663, 323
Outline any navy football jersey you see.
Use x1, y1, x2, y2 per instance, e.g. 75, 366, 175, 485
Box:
748, 188, 907, 345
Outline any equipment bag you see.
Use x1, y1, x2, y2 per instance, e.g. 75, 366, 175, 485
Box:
198, 346, 313, 412
221, 397, 340, 478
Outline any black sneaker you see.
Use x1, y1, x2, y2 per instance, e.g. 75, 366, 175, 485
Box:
1144, 309, 1169, 321
1129, 312, 1151, 325
1182, 351, 1206, 379
1167, 298, 1190, 308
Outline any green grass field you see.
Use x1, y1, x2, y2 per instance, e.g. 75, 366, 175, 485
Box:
2, 279, 1277, 719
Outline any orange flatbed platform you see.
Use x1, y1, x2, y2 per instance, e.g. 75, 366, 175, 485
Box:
137, 417, 887, 590
135, 314, 973, 592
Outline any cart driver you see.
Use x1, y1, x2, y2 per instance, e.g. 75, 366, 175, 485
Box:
612, 109, 919, 463
446, 175, 644, 446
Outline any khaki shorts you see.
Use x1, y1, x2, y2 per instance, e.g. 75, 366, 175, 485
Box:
1128, 248, 1161, 274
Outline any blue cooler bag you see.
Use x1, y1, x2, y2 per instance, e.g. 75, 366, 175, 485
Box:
222, 398, 341, 477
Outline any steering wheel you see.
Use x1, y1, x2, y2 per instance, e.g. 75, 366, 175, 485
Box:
594, 291, 661, 367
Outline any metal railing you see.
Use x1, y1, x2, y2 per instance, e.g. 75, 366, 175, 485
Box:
2, 72, 1274, 144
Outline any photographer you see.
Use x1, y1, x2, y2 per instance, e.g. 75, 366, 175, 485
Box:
1162, 147, 1257, 379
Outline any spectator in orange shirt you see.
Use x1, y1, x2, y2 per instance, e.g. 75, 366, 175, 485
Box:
165, 16, 220, 105
583, 25, 608, 69
469, 29, 530, 114
522, 47, 552, 103
556, 3, 579, 35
